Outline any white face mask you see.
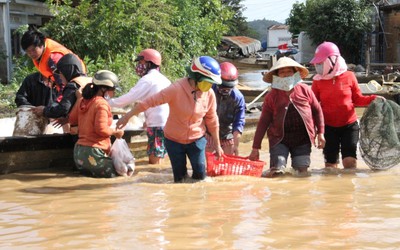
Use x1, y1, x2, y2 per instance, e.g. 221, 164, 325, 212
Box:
272, 72, 301, 91
315, 63, 325, 75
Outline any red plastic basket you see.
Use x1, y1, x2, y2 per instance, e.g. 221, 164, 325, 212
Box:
206, 152, 266, 177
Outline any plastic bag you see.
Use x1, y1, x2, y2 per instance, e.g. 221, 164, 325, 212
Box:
110, 138, 135, 176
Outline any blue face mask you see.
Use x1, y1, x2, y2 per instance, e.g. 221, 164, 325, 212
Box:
272, 72, 302, 91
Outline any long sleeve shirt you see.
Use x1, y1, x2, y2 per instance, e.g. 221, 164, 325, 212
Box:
15, 72, 55, 107
69, 96, 114, 153
312, 71, 376, 127
43, 81, 78, 118
212, 85, 246, 140
252, 83, 325, 149
108, 69, 171, 127
136, 77, 219, 144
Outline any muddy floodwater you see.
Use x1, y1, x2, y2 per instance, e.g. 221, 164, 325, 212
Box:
1, 68, 400, 249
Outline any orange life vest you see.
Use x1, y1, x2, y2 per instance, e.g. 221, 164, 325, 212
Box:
33, 38, 86, 82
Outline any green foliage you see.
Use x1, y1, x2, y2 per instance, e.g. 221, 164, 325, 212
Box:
286, 2, 307, 36
286, 0, 373, 64
222, 0, 250, 36
2, 0, 236, 112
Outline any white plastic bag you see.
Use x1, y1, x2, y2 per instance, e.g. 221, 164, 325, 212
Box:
110, 138, 135, 177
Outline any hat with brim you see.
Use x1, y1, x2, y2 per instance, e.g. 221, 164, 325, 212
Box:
263, 57, 309, 83
185, 66, 218, 85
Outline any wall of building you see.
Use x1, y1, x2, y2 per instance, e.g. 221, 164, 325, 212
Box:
383, 9, 400, 63
267, 28, 293, 49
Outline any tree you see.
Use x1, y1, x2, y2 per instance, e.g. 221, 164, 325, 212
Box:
286, 2, 307, 36
286, 0, 373, 64
39, 0, 231, 84
222, 0, 250, 36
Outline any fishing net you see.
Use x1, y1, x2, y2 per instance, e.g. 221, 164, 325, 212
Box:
359, 99, 400, 170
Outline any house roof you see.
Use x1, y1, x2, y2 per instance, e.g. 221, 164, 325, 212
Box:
221, 36, 261, 56
268, 25, 289, 30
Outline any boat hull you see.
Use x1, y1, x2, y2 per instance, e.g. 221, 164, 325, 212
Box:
0, 130, 145, 175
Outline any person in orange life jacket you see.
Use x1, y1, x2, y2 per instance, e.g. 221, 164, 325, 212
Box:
249, 57, 326, 177
15, 72, 56, 108
20, 29, 86, 87
310, 41, 380, 169
69, 70, 125, 178
205, 62, 246, 155
116, 56, 224, 183
31, 54, 91, 132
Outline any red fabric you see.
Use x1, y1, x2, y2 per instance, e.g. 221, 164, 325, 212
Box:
278, 43, 288, 50
311, 71, 376, 127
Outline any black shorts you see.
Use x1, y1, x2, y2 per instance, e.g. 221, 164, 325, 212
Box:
323, 121, 359, 164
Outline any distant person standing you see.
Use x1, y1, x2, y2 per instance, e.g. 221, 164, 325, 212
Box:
206, 62, 246, 155
108, 48, 171, 164
20, 29, 86, 87
310, 41, 378, 169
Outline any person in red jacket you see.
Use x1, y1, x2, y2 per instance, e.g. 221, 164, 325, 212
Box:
249, 57, 325, 177
21, 29, 86, 87
310, 41, 378, 169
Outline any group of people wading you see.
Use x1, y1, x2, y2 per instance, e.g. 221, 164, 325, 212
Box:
16, 29, 379, 181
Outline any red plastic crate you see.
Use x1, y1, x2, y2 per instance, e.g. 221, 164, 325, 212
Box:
206, 152, 266, 177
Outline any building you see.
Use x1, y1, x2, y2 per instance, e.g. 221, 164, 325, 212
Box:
266, 25, 293, 49
374, 1, 400, 64
0, 0, 51, 84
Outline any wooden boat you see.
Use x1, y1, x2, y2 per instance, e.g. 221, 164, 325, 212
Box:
216, 55, 270, 69
0, 130, 145, 175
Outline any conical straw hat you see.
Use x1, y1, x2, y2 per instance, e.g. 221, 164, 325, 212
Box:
263, 57, 309, 83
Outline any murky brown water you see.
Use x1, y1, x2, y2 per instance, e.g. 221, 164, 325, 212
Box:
2, 67, 400, 250
1, 135, 400, 249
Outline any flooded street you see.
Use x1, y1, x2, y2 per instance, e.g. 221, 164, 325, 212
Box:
1, 139, 400, 249
1, 67, 400, 249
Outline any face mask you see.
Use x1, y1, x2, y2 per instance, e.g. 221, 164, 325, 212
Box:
315, 56, 336, 76
197, 81, 212, 92
315, 63, 324, 75
218, 86, 232, 96
135, 63, 148, 77
272, 71, 301, 91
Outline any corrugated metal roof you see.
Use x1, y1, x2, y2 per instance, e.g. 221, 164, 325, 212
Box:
221, 36, 262, 56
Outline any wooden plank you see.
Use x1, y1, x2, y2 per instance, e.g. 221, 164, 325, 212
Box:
0, 148, 74, 174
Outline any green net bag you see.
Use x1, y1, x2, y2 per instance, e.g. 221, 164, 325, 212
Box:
360, 99, 400, 170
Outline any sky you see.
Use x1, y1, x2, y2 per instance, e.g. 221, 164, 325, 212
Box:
242, 0, 306, 23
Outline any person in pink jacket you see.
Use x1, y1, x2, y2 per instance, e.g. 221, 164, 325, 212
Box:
116, 56, 224, 183
310, 41, 378, 169
249, 57, 325, 177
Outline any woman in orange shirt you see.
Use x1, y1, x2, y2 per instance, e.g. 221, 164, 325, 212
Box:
69, 70, 124, 178
116, 56, 224, 183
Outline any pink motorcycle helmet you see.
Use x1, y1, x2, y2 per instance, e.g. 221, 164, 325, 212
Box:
310, 41, 341, 64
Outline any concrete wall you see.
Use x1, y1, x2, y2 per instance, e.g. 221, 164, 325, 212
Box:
267, 28, 293, 49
